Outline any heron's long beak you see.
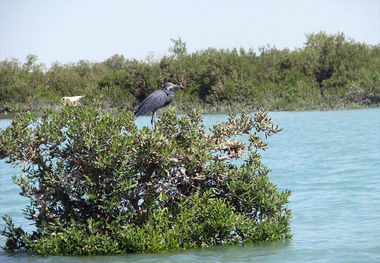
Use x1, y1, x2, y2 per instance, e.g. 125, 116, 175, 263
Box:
174, 85, 184, 89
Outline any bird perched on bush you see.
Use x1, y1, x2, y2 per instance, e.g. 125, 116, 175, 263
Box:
134, 82, 182, 125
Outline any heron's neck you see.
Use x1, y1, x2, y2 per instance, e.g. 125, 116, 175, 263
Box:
164, 89, 174, 95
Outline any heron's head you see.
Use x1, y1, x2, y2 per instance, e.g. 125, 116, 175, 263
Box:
163, 82, 183, 91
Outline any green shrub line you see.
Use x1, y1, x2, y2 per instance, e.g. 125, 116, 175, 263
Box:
1, 32, 379, 115
0, 103, 291, 255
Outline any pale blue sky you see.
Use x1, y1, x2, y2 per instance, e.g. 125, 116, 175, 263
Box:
0, 0, 379, 66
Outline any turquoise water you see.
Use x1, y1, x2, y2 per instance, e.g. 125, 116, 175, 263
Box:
1, 109, 379, 262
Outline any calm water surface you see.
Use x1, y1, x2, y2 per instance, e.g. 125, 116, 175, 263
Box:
1, 109, 379, 262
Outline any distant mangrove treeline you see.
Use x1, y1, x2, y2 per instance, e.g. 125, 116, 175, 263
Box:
1, 32, 379, 113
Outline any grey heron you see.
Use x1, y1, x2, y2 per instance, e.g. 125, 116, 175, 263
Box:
134, 82, 182, 126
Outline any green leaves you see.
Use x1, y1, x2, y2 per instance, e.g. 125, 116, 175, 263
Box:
0, 105, 291, 255
1, 32, 378, 115
1, 215, 27, 252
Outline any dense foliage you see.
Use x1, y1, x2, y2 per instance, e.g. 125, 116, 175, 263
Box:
0, 104, 290, 255
1, 32, 379, 113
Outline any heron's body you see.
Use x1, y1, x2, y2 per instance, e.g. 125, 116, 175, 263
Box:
134, 82, 181, 125
134, 89, 174, 117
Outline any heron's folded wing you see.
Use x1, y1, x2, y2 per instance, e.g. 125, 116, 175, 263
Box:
134, 90, 167, 116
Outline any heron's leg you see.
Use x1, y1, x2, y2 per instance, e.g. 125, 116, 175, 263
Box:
151, 111, 157, 126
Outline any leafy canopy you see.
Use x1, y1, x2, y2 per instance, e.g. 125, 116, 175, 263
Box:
1, 32, 379, 113
0, 104, 291, 255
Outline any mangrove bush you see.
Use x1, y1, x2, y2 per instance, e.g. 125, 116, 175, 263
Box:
0, 104, 291, 255
0, 32, 379, 113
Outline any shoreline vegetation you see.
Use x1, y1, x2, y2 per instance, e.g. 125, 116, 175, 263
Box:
1, 32, 379, 116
